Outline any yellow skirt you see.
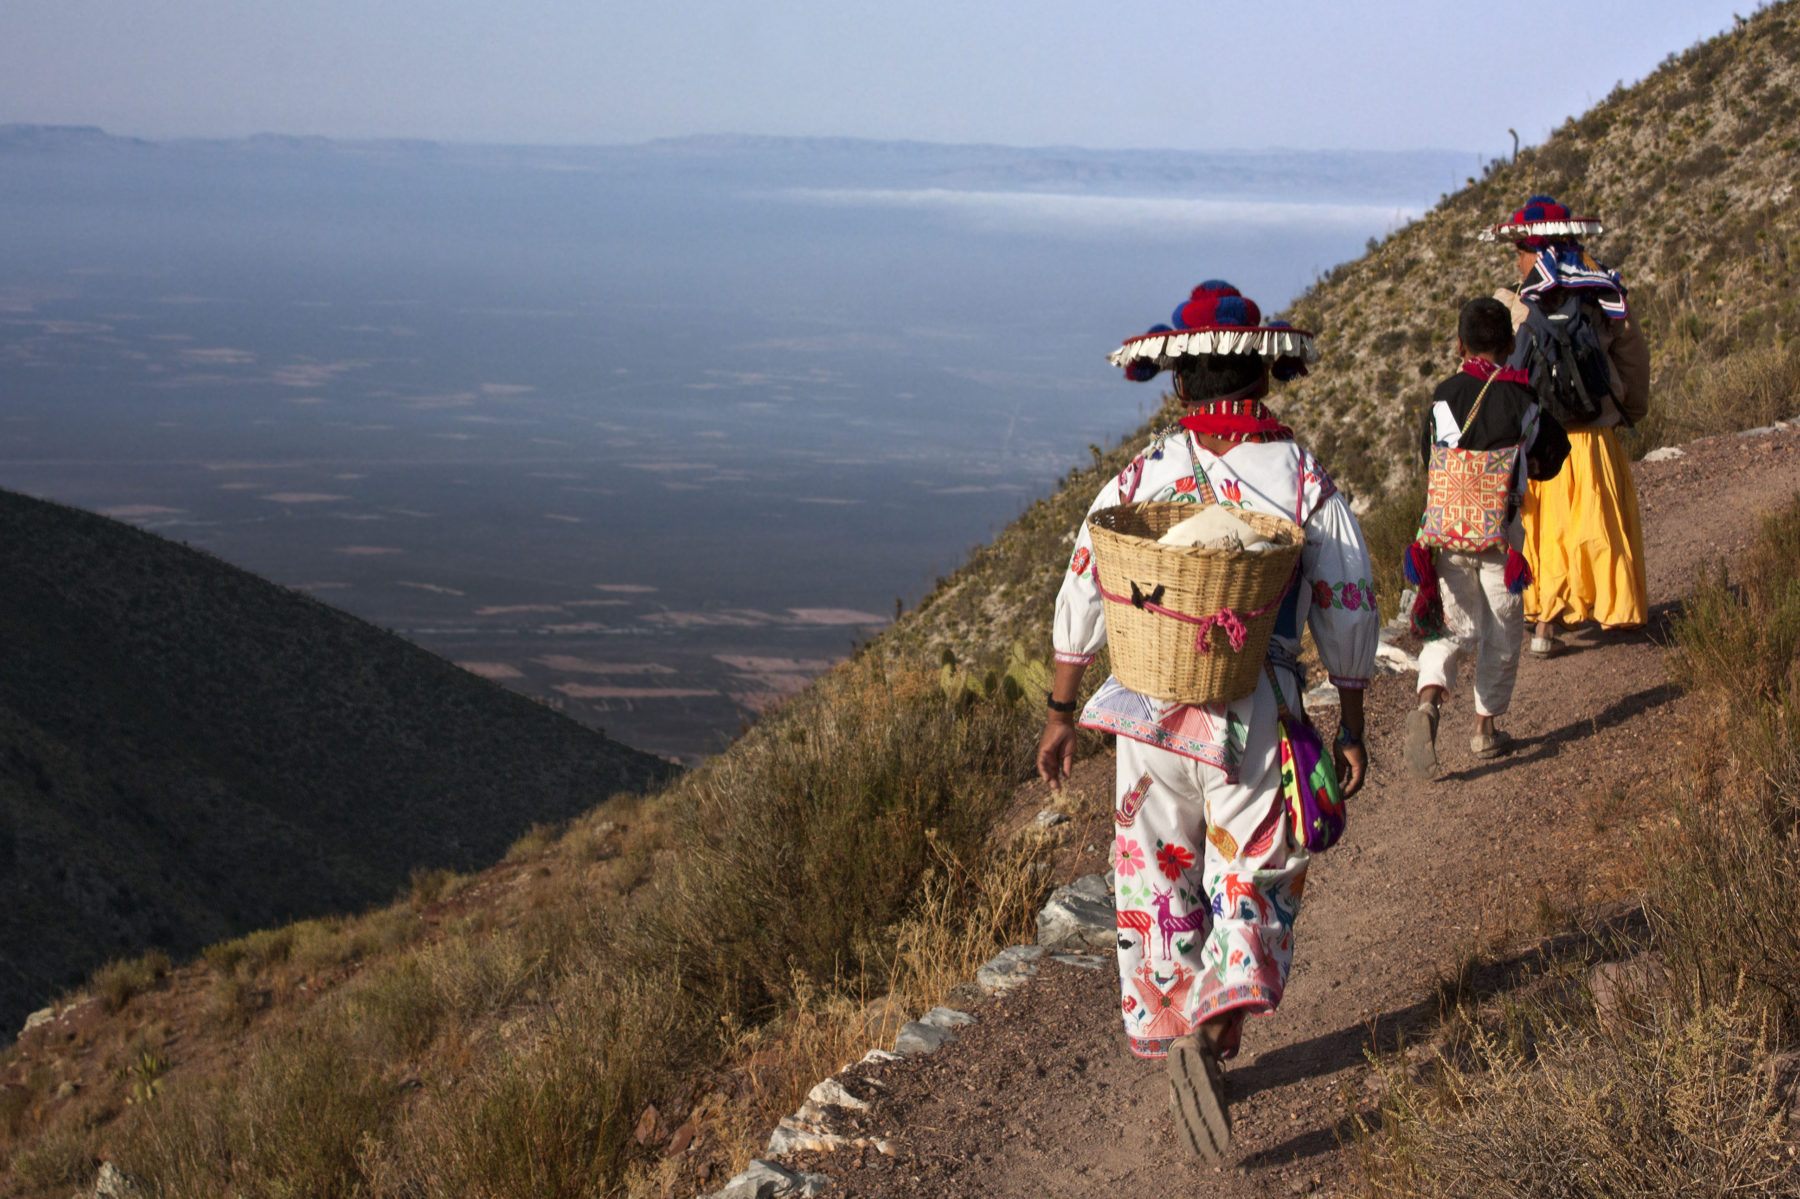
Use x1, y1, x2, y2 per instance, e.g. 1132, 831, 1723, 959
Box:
1522, 427, 1648, 629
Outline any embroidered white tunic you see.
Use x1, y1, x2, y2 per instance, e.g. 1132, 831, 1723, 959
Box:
1053, 426, 1380, 779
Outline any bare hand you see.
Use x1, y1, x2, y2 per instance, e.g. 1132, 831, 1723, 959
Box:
1334, 741, 1369, 798
1037, 719, 1078, 790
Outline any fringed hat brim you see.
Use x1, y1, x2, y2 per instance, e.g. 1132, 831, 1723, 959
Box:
1106, 325, 1320, 370
1479, 218, 1605, 242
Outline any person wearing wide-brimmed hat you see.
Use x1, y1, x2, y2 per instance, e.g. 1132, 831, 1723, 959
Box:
1037, 282, 1378, 1161
1483, 196, 1651, 652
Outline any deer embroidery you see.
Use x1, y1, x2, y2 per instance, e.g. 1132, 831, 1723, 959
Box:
1219, 873, 1271, 923
1149, 887, 1211, 962
1117, 906, 1153, 954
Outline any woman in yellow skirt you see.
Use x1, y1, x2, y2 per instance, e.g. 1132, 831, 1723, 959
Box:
1485, 196, 1651, 652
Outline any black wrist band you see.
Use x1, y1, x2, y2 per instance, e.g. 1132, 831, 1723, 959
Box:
1046, 696, 1079, 714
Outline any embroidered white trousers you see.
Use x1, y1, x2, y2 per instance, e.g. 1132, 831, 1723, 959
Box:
1416, 549, 1525, 717
1111, 735, 1308, 1060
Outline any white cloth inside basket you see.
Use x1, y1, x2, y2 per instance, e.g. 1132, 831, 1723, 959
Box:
1157, 505, 1276, 552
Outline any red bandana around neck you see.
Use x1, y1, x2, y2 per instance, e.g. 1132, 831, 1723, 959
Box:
1460, 358, 1530, 386
1178, 398, 1294, 444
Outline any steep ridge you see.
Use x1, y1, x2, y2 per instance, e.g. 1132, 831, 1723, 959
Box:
0, 487, 672, 1034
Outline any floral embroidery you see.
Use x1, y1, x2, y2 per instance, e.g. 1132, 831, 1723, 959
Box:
1311, 578, 1376, 611
1070, 546, 1091, 577
1156, 841, 1195, 881
1147, 483, 1200, 504
1220, 478, 1242, 504
1115, 836, 1146, 877
1173, 476, 1197, 495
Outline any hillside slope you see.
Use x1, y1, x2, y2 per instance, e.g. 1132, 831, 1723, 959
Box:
0, 487, 672, 1034
1280, 6, 1800, 496
889, 3, 1800, 671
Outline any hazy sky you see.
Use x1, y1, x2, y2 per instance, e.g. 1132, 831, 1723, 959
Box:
1, 1, 1752, 155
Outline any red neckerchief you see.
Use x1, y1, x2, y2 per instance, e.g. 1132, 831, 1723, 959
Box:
1178, 397, 1294, 444
1460, 358, 1530, 386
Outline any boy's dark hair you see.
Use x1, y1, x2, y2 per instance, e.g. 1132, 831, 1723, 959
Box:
1458, 297, 1516, 358
1176, 354, 1266, 403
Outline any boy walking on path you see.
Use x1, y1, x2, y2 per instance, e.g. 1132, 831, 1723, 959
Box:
1405, 298, 1569, 777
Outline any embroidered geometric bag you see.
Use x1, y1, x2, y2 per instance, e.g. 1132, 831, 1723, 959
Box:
1417, 376, 1518, 554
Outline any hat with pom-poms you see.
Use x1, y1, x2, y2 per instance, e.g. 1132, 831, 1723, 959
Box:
1479, 193, 1605, 245
1110, 281, 1318, 380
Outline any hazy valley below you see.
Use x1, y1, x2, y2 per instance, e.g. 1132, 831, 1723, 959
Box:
0, 128, 1470, 758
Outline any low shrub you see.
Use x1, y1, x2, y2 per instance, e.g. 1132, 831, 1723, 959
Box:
372, 972, 676, 1199
92, 950, 172, 1013
625, 656, 1037, 1032
342, 959, 446, 1059
117, 1027, 393, 1199
202, 925, 298, 978
1657, 495, 1800, 1024
1362, 1000, 1792, 1197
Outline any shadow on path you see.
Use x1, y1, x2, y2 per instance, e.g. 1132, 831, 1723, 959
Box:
1441, 680, 1680, 783
1224, 904, 1651, 1138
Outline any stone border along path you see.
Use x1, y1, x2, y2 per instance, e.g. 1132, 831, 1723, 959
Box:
702, 419, 1800, 1195
702, 879, 1120, 1199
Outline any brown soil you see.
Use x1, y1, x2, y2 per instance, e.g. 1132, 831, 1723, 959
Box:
769, 427, 1800, 1198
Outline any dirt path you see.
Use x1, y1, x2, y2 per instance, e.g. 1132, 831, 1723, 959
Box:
770, 427, 1800, 1198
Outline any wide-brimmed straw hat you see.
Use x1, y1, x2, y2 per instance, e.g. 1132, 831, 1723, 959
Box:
1478, 194, 1605, 243
1107, 281, 1319, 380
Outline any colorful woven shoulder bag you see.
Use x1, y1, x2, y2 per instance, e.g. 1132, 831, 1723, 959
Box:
1417, 376, 1518, 553
1265, 663, 1346, 854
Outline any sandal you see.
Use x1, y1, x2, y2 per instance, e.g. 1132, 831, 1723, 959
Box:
1526, 635, 1563, 659
1168, 1035, 1232, 1161
1404, 705, 1439, 779
1470, 730, 1512, 759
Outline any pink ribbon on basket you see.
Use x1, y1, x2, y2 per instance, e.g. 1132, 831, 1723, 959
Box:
1094, 564, 1298, 655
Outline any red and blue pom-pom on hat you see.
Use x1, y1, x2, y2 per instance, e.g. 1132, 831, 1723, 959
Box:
1514, 195, 1570, 224
1172, 281, 1262, 332
1480, 193, 1605, 246
1110, 280, 1318, 381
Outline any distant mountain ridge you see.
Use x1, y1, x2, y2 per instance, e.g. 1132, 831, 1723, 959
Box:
0, 487, 672, 1035
0, 122, 1470, 202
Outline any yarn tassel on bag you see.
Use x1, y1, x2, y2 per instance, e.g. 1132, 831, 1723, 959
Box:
1405, 541, 1446, 640
1504, 545, 1533, 595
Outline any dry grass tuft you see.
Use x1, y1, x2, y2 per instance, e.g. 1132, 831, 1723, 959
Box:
1361, 999, 1792, 1197
91, 950, 172, 1014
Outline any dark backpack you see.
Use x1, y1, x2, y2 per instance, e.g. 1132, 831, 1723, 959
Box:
1509, 292, 1616, 427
